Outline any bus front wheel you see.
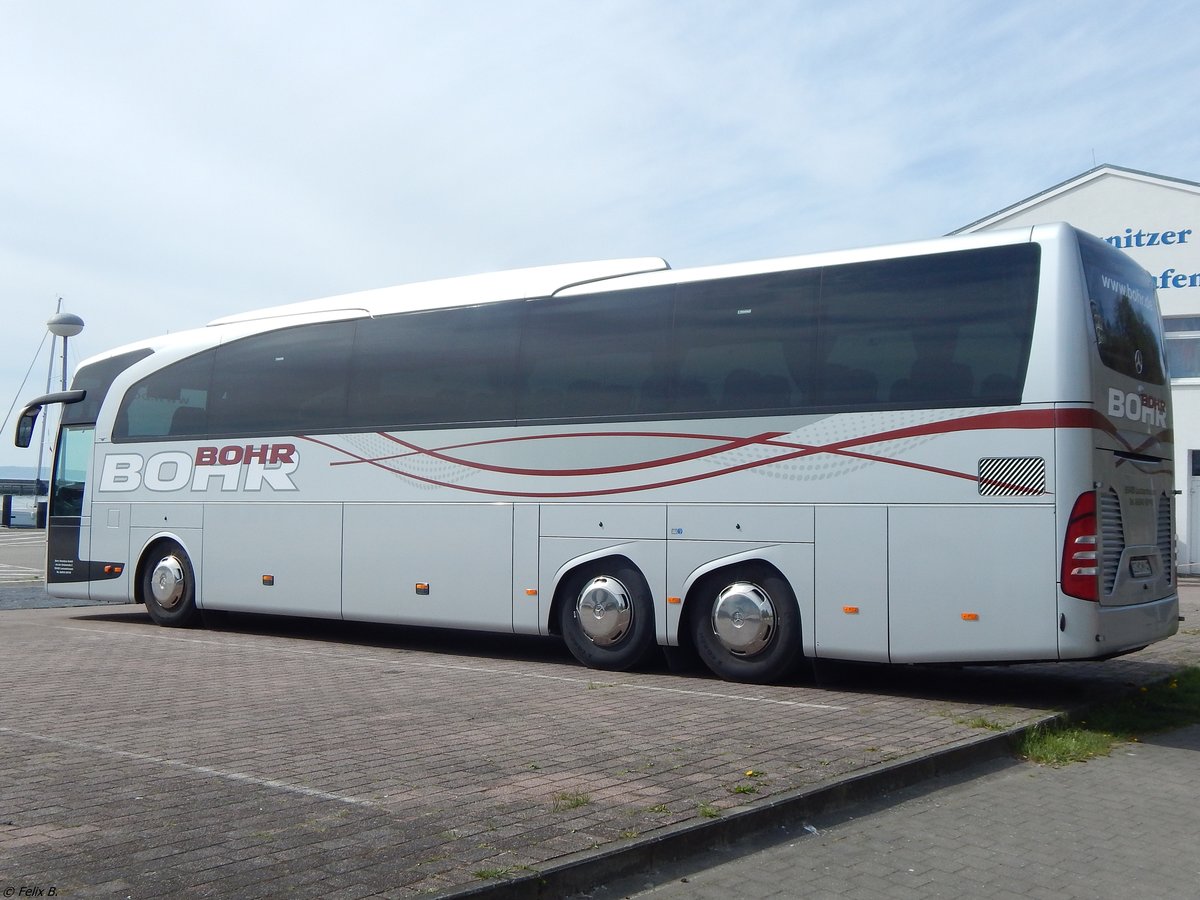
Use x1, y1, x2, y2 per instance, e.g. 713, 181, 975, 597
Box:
690, 566, 801, 684
559, 561, 656, 672
140, 540, 201, 628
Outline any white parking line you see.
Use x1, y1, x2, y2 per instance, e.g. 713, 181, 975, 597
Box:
0, 563, 42, 583
0, 725, 380, 808
0, 533, 46, 545
49, 622, 849, 711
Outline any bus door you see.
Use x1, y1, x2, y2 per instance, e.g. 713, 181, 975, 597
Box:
46, 423, 96, 597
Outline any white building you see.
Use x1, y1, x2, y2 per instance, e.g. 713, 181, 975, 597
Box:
955, 164, 1200, 572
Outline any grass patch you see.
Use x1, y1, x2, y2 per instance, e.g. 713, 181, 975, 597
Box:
959, 715, 1007, 731
474, 868, 508, 880
552, 792, 591, 811
1019, 667, 1200, 766
730, 783, 759, 795
697, 801, 721, 819
1019, 724, 1116, 765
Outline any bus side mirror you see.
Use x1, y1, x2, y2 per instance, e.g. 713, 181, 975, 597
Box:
14, 405, 40, 448
12, 391, 84, 448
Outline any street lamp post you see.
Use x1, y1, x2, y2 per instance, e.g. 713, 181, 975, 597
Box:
32, 305, 85, 520
47, 312, 85, 390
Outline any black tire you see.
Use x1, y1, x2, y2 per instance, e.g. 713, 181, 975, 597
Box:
559, 561, 657, 672
690, 565, 802, 684
140, 540, 201, 628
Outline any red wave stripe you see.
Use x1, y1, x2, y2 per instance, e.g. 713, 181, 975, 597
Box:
296, 406, 1166, 498
374, 430, 789, 477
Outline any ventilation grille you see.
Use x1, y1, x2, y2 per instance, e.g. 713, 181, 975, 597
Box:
1099, 489, 1124, 595
1158, 493, 1174, 585
977, 457, 1046, 496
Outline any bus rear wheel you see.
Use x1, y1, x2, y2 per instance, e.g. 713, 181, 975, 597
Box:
140, 540, 200, 628
690, 566, 801, 684
560, 561, 656, 672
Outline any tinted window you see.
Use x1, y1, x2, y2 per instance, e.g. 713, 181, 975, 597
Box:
64, 349, 153, 425
115, 349, 215, 439
349, 302, 521, 428
113, 245, 1044, 440
818, 245, 1039, 408
208, 321, 355, 435
1080, 233, 1167, 384
673, 271, 817, 414
519, 287, 674, 420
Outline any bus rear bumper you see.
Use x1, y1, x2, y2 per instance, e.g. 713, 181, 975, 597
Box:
1060, 592, 1180, 660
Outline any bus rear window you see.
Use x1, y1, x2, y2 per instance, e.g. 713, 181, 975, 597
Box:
1079, 233, 1167, 385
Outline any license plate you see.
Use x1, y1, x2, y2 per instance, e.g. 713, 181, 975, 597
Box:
1129, 557, 1153, 579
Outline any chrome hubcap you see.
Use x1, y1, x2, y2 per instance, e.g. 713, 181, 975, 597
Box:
711, 581, 775, 656
575, 576, 633, 646
150, 556, 186, 609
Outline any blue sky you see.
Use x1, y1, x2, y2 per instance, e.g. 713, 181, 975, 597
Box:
3, 0, 1199, 469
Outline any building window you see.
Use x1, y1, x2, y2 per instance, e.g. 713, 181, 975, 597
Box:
1165, 317, 1200, 378
1166, 337, 1200, 379
1165, 316, 1200, 333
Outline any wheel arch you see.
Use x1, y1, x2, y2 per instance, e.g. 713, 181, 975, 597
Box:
134, 531, 202, 606
685, 555, 806, 683
677, 555, 792, 650
547, 551, 641, 638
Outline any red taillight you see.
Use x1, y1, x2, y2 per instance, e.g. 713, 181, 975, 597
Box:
1062, 491, 1099, 601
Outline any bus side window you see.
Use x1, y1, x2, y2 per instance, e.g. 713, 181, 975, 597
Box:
817, 364, 879, 407
518, 286, 672, 422
115, 349, 215, 440
889, 327, 974, 406
979, 373, 1019, 401
169, 406, 208, 436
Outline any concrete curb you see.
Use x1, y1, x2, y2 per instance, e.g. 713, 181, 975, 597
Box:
448, 716, 1048, 899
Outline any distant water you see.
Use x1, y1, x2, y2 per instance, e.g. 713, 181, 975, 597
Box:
0, 466, 38, 480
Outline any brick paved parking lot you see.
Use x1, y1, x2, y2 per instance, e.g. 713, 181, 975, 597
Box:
1, 562, 1198, 898
0, 527, 44, 585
